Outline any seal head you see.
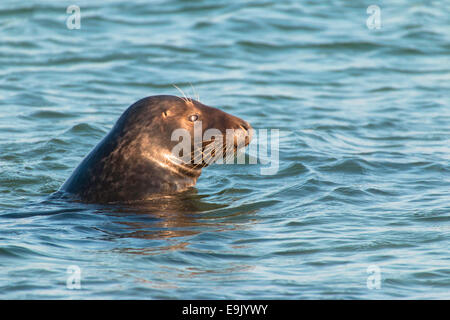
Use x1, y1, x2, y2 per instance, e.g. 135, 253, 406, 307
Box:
60, 95, 252, 203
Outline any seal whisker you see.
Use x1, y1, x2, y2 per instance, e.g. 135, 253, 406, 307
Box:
163, 153, 202, 177
194, 141, 222, 167
191, 143, 213, 165
191, 152, 204, 165
191, 147, 206, 165
202, 147, 218, 165
189, 139, 216, 159
224, 146, 237, 164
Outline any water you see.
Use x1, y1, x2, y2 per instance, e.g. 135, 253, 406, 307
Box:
0, 0, 449, 299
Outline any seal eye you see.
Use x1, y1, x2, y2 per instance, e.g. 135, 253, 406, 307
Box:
189, 114, 199, 122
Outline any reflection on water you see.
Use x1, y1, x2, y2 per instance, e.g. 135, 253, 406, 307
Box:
0, 0, 449, 299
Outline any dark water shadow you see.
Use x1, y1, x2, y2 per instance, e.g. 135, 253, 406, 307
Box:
93, 190, 261, 255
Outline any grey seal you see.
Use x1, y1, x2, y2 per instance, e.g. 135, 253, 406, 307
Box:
60, 95, 252, 203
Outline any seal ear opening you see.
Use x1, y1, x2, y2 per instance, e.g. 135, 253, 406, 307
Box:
162, 110, 168, 118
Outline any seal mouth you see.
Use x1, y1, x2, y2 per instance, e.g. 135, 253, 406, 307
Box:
237, 121, 253, 147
